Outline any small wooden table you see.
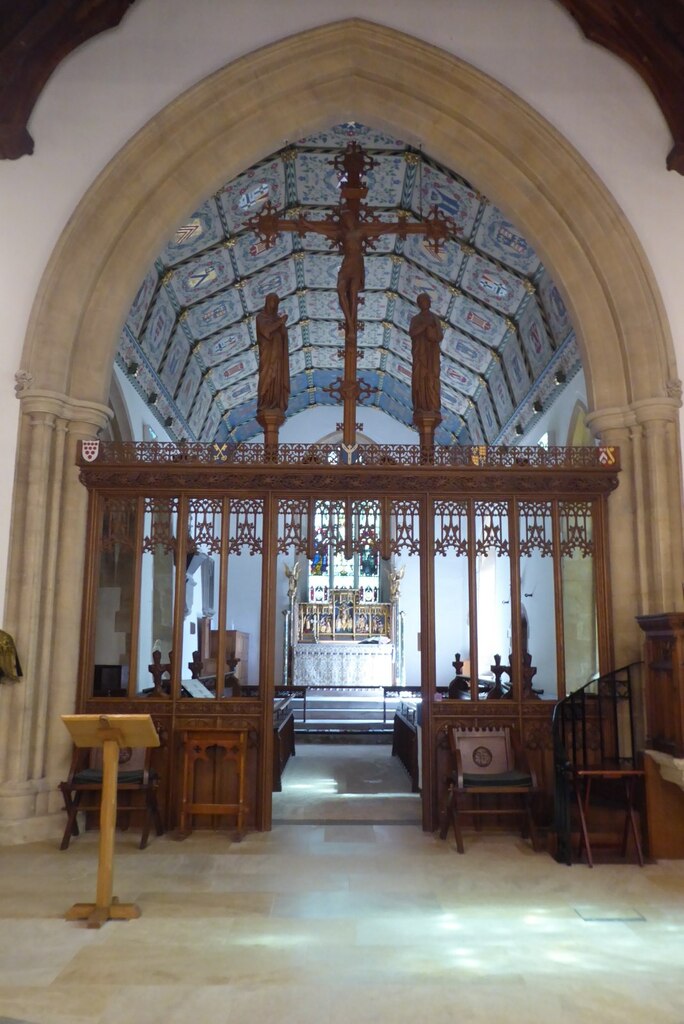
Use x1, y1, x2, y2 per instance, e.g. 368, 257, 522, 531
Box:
61, 713, 160, 928
177, 728, 249, 839
573, 767, 645, 867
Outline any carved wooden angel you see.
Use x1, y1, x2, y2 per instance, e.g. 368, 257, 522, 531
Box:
389, 565, 406, 603
284, 560, 301, 601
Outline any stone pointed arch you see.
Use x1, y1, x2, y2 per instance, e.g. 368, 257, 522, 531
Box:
2, 19, 681, 839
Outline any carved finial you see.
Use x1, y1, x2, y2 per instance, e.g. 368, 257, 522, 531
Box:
14, 370, 34, 397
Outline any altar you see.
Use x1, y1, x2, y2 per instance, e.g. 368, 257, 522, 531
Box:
293, 641, 394, 688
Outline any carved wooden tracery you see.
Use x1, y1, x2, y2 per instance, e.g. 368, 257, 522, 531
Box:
519, 500, 554, 558
101, 496, 137, 553
354, 499, 381, 555
559, 500, 594, 558
77, 441, 619, 835
277, 498, 308, 555
474, 500, 509, 558
142, 496, 178, 555
188, 497, 222, 555
227, 499, 263, 556
434, 499, 469, 556
390, 499, 421, 556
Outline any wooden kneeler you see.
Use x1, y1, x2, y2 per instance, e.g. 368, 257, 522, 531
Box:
61, 714, 160, 928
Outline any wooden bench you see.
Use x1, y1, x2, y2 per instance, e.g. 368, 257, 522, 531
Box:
392, 700, 419, 792
273, 696, 296, 792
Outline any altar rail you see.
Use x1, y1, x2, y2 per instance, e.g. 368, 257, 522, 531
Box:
80, 441, 619, 471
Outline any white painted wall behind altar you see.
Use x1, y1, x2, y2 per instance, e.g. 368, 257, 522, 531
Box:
1, 0, 682, 625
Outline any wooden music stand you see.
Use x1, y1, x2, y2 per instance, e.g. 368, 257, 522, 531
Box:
61, 714, 160, 928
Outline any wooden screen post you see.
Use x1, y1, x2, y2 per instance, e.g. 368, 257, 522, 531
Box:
257, 408, 285, 449
61, 714, 160, 928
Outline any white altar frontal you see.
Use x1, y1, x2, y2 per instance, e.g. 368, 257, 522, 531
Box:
293, 641, 394, 688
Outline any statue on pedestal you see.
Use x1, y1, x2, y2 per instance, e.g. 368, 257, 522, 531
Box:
256, 292, 290, 418
409, 293, 442, 417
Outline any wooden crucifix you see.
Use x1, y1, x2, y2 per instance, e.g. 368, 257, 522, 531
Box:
248, 142, 455, 448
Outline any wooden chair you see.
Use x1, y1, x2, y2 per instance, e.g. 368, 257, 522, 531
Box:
439, 726, 539, 853
59, 743, 163, 850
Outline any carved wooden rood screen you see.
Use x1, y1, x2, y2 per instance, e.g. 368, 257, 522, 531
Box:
76, 440, 619, 834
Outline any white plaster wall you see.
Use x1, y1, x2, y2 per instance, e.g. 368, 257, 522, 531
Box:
275, 404, 418, 446
522, 370, 589, 447
1, 0, 682, 625
112, 363, 172, 444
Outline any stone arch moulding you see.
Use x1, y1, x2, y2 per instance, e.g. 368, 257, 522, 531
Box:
3, 18, 681, 839
21, 18, 678, 409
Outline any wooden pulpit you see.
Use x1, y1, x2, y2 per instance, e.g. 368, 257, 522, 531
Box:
61, 713, 160, 928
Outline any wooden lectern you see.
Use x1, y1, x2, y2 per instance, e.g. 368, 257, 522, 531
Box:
61, 714, 160, 928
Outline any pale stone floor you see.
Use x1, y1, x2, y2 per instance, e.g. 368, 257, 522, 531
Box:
1, 745, 683, 1024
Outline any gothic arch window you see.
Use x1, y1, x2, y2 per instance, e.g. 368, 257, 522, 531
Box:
308, 499, 381, 604
566, 401, 594, 448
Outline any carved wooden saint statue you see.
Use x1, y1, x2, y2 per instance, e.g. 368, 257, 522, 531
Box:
409, 292, 443, 447
256, 292, 290, 446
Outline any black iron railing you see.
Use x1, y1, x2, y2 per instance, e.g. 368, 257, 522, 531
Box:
552, 662, 644, 864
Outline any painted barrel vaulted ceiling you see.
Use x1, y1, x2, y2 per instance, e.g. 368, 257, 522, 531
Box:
116, 123, 581, 446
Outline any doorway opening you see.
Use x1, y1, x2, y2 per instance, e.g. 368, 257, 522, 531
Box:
272, 742, 421, 826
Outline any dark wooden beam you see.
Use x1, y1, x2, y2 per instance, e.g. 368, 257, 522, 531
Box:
558, 0, 684, 173
0, 0, 137, 159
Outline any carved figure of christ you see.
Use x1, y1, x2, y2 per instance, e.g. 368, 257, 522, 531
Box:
250, 202, 452, 337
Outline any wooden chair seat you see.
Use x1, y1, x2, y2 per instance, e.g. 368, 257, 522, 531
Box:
71, 768, 147, 785
440, 726, 539, 853
459, 769, 533, 788
59, 744, 163, 851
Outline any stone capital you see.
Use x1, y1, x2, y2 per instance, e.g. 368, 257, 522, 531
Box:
18, 389, 112, 434
585, 405, 635, 440
631, 396, 682, 426
587, 397, 681, 440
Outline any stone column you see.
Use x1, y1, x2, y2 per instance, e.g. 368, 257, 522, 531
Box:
588, 394, 683, 667
633, 396, 684, 612
0, 386, 111, 841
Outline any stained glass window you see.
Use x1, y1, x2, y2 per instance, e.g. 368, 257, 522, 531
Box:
308, 500, 381, 602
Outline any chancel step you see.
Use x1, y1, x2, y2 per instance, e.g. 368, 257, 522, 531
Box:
287, 688, 416, 735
